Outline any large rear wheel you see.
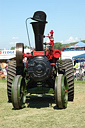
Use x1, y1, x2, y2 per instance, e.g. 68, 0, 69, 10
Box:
58, 59, 74, 101
7, 43, 24, 102
7, 60, 16, 102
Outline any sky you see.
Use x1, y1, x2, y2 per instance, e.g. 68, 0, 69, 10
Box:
0, 0, 85, 49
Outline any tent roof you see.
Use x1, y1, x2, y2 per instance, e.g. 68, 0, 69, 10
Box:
72, 53, 85, 62
67, 42, 85, 48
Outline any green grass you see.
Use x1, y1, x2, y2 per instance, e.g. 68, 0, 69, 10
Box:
0, 80, 85, 128
0, 79, 7, 83
74, 80, 85, 84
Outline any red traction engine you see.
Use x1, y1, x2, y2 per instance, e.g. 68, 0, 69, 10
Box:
7, 11, 74, 109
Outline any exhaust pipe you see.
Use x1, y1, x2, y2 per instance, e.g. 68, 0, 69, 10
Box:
31, 22, 45, 51
31, 11, 47, 51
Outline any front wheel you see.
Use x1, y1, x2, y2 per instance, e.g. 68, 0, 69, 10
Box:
11, 75, 26, 109
55, 74, 68, 109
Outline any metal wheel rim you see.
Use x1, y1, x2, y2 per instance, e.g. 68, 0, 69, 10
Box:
61, 75, 68, 108
16, 43, 24, 67
11, 75, 26, 109
18, 76, 26, 107
55, 74, 68, 109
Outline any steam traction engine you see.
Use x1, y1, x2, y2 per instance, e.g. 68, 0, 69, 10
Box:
7, 11, 74, 109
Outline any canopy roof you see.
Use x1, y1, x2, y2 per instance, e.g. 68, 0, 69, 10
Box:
67, 42, 85, 48
72, 53, 85, 62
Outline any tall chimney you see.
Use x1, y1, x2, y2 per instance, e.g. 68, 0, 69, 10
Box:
31, 11, 47, 51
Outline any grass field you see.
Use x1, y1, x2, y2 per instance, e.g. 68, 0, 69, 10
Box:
0, 79, 85, 128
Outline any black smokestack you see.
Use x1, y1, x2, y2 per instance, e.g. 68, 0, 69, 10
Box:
31, 11, 47, 51
31, 22, 45, 51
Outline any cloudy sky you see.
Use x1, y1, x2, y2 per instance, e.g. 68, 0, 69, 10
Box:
0, 0, 85, 49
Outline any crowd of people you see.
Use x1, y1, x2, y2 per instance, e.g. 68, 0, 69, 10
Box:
73, 60, 85, 80
0, 61, 8, 79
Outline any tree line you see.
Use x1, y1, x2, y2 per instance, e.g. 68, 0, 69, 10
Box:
10, 40, 85, 50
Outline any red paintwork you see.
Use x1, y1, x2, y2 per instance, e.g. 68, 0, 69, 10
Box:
23, 49, 61, 60
23, 53, 33, 58
45, 30, 54, 46
50, 63, 55, 66
46, 49, 61, 60
23, 30, 61, 63
0, 51, 2, 54
33, 51, 45, 56
45, 30, 61, 60
23, 51, 45, 58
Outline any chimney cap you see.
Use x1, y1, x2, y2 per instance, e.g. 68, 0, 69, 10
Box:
31, 11, 47, 23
